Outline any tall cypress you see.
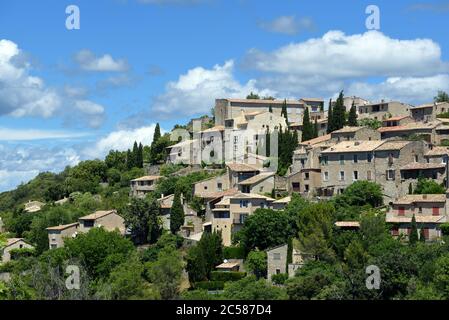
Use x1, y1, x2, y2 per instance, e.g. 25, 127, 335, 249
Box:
333, 91, 346, 131
348, 102, 358, 127
132, 141, 139, 168
170, 189, 184, 234
137, 143, 144, 168
153, 123, 161, 143
301, 108, 314, 142
409, 214, 419, 245
313, 118, 319, 138
281, 99, 289, 125
327, 99, 333, 134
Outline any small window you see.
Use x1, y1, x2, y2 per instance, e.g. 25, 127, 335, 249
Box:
240, 200, 248, 208
353, 155, 358, 163
367, 153, 373, 163
339, 155, 345, 165
418, 207, 423, 214
414, 155, 419, 162
323, 172, 329, 181
304, 172, 310, 180
340, 171, 345, 181
273, 253, 281, 260
305, 185, 310, 192
387, 170, 395, 181
353, 171, 359, 181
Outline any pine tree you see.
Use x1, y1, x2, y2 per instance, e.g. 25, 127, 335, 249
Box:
301, 108, 314, 142
332, 91, 346, 131
170, 189, 184, 234
327, 99, 333, 134
348, 102, 358, 127
409, 214, 419, 245
281, 99, 289, 125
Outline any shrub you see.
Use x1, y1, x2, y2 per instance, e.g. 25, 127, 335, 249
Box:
9, 248, 36, 260
441, 223, 449, 236
194, 281, 225, 291
210, 271, 246, 282
223, 246, 246, 259
271, 273, 289, 285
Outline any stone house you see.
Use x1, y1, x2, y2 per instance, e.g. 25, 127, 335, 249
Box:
411, 102, 449, 122
386, 193, 449, 241
272, 196, 291, 210
210, 192, 275, 246
382, 116, 414, 127
24, 200, 45, 213
194, 174, 230, 201
238, 172, 275, 194
266, 244, 288, 281
331, 126, 381, 143
378, 121, 446, 145
78, 210, 126, 235
1, 238, 34, 264
166, 139, 199, 165
46, 222, 80, 249
357, 101, 412, 121
130, 175, 162, 198
199, 126, 225, 164
227, 163, 261, 189
215, 98, 305, 126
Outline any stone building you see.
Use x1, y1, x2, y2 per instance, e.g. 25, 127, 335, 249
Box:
46, 222, 80, 249
1, 238, 34, 263
331, 126, 381, 143
130, 175, 162, 198
357, 101, 412, 121
411, 102, 449, 122
386, 193, 449, 241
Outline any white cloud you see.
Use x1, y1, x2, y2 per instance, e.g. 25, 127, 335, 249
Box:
0, 170, 40, 192
246, 30, 448, 79
259, 16, 315, 35
83, 124, 162, 159
0, 127, 89, 141
347, 74, 449, 105
0, 39, 61, 117
152, 60, 275, 117
75, 49, 129, 72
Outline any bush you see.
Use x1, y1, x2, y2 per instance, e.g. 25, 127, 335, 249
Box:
194, 281, 225, 291
223, 246, 246, 259
210, 271, 246, 282
9, 248, 36, 260
271, 273, 289, 285
441, 223, 449, 236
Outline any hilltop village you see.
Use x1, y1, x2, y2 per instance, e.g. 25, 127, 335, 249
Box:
2, 91, 449, 300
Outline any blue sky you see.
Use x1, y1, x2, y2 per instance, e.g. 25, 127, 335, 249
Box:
0, 0, 448, 191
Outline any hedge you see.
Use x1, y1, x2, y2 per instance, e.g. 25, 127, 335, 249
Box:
210, 271, 246, 282
223, 246, 246, 259
194, 281, 225, 291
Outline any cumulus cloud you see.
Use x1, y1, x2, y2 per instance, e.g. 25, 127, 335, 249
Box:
82, 124, 162, 159
74, 49, 129, 72
152, 60, 275, 118
245, 30, 448, 79
347, 74, 449, 105
0, 39, 61, 118
258, 16, 315, 35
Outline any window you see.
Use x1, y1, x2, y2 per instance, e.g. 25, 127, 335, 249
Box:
305, 185, 310, 192
339, 155, 345, 165
367, 170, 372, 181
204, 186, 208, 190
240, 200, 248, 208
83, 220, 94, 228
215, 212, 230, 219
387, 170, 395, 181
276, 269, 281, 274
433, 207, 440, 216
304, 172, 310, 180
339, 171, 345, 181
367, 153, 373, 163
273, 253, 281, 260
321, 156, 328, 165
217, 183, 222, 191
398, 207, 405, 216
353, 171, 359, 181
414, 155, 419, 162
292, 182, 300, 191
301, 159, 306, 166
239, 214, 248, 224
323, 172, 329, 181
353, 155, 358, 163
418, 207, 423, 214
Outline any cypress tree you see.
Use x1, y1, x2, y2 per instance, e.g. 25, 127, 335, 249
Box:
126, 149, 133, 169
327, 99, 333, 134
348, 102, 358, 126
153, 123, 161, 143
333, 91, 346, 131
313, 118, 319, 138
408, 183, 413, 195
132, 141, 139, 168
409, 214, 419, 245
301, 108, 314, 142
419, 226, 426, 242
281, 99, 289, 125
137, 143, 144, 168
265, 127, 271, 157
170, 189, 184, 234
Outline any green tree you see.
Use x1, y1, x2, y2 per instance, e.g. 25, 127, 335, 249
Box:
122, 197, 161, 245
331, 90, 346, 131
409, 183, 413, 195
245, 250, 267, 279
358, 118, 382, 130
435, 254, 449, 297
327, 99, 333, 134
153, 123, 162, 143
435, 91, 449, 103
281, 99, 289, 125
409, 215, 419, 245
414, 178, 446, 194
334, 181, 383, 209
348, 102, 358, 126
222, 275, 288, 300
419, 226, 426, 243
301, 108, 314, 142
236, 209, 295, 253
170, 190, 184, 234
186, 232, 223, 283
146, 246, 184, 300
247, 92, 260, 100
268, 105, 273, 113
